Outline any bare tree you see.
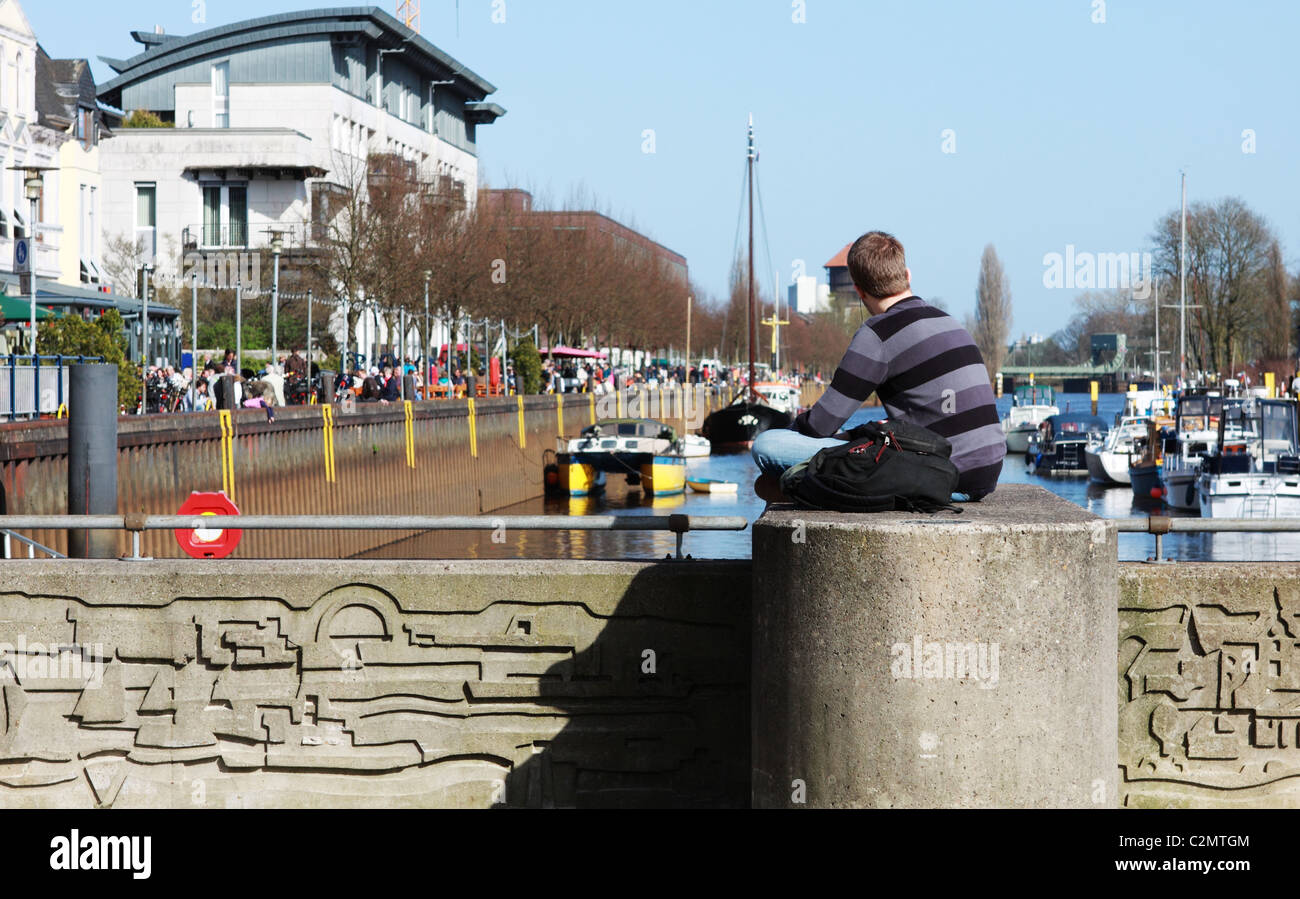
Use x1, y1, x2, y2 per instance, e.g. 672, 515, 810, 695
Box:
1151, 197, 1275, 374
973, 244, 1012, 380
1262, 240, 1291, 361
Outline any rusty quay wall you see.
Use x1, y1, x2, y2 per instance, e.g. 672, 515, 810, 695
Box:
0, 387, 728, 559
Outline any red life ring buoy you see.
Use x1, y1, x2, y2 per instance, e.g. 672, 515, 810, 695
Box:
174, 491, 242, 559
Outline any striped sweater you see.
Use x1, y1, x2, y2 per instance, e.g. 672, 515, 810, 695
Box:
793, 296, 1006, 497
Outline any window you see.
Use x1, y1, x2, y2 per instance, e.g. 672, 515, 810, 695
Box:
75, 107, 96, 147
135, 184, 156, 260
212, 61, 229, 128
0, 210, 8, 239
201, 183, 248, 247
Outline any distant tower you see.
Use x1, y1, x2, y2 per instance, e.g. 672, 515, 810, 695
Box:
396, 0, 420, 31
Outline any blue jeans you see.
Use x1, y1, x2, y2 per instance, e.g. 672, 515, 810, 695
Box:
751, 428, 972, 502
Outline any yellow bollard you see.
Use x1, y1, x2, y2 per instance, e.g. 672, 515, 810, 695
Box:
1265, 371, 1276, 398
403, 400, 416, 468
556, 393, 564, 438
468, 397, 478, 458
589, 392, 596, 425
56, 403, 68, 419
517, 395, 527, 448
1090, 381, 1099, 416
321, 405, 336, 483
218, 409, 236, 501
616, 386, 624, 418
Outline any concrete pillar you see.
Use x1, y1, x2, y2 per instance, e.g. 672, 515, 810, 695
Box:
67, 364, 118, 558
751, 484, 1117, 808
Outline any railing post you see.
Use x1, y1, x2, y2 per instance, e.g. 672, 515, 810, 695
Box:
32, 351, 40, 418
67, 364, 119, 558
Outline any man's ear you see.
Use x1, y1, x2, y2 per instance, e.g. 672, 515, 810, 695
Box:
905, 267, 912, 286
854, 284, 867, 300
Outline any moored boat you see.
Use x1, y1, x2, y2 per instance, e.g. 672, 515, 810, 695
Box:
1003, 384, 1059, 453
554, 418, 691, 496
1028, 413, 1108, 474
686, 477, 738, 494
702, 398, 791, 451
1161, 390, 1222, 511
1084, 416, 1148, 485
1197, 397, 1300, 518
701, 116, 792, 451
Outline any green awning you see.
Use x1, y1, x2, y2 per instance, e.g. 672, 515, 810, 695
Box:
0, 296, 54, 321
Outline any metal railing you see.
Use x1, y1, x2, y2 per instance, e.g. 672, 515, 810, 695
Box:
1, 355, 106, 421
1115, 515, 1300, 562
0, 513, 750, 561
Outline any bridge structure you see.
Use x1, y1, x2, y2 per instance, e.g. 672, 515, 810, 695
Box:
999, 333, 1138, 389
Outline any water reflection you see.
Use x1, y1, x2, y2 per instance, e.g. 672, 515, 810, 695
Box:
358, 391, 1300, 561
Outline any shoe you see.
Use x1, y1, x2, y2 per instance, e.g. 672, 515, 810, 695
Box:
753, 473, 789, 505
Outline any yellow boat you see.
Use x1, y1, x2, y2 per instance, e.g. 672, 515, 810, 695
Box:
639, 456, 687, 496
560, 460, 604, 496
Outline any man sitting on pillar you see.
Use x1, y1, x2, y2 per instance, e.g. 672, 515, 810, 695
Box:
752, 230, 1006, 501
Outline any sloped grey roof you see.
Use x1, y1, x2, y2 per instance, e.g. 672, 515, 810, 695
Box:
98, 7, 497, 100
35, 44, 97, 130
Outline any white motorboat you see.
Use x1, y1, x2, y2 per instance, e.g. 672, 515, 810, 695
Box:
1084, 416, 1149, 485
753, 382, 796, 415
679, 434, 712, 457
1003, 384, 1059, 453
1197, 398, 1300, 518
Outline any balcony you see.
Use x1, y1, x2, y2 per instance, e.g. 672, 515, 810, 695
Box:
181, 222, 318, 252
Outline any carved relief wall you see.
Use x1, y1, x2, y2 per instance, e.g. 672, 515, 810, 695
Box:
1120, 567, 1300, 807
0, 559, 750, 808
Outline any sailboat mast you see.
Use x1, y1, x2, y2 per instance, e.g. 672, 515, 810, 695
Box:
747, 115, 757, 401
1179, 171, 1187, 381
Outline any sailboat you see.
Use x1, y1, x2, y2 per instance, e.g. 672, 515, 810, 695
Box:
701, 116, 793, 450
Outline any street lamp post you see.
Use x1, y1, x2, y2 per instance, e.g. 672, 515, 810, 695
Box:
235, 278, 242, 377
423, 270, 431, 382
23, 171, 42, 357
190, 272, 199, 410
306, 289, 313, 386
269, 231, 284, 372
140, 262, 153, 412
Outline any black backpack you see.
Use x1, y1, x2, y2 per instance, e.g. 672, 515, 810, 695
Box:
779, 419, 961, 513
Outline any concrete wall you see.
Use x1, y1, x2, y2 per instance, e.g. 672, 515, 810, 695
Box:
1119, 562, 1300, 808
0, 558, 750, 808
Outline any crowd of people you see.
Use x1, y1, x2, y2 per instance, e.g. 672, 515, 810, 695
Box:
539, 358, 820, 396
135, 348, 822, 415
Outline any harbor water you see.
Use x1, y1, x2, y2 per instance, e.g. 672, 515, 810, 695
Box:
358, 392, 1300, 562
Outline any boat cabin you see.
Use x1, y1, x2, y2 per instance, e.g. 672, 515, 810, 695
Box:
1032, 413, 1109, 472
1203, 398, 1300, 475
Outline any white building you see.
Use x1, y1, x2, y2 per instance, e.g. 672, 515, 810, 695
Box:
95, 7, 504, 300
0, 0, 60, 284
787, 275, 830, 314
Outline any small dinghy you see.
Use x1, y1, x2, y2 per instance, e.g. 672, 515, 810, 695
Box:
686, 478, 738, 494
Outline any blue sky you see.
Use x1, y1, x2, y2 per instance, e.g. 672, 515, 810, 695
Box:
30, 0, 1300, 338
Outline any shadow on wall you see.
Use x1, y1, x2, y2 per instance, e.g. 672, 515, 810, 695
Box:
497, 563, 751, 808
